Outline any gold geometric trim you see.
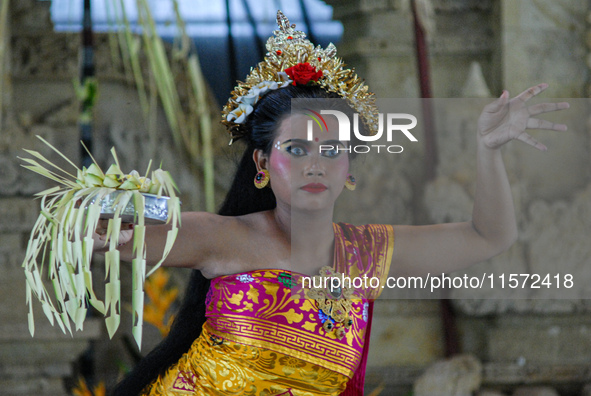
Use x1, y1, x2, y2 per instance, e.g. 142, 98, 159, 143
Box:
204, 318, 360, 378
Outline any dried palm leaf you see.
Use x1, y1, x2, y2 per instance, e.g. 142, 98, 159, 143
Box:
21, 136, 181, 349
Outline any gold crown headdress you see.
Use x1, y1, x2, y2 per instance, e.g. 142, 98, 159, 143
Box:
221, 11, 379, 144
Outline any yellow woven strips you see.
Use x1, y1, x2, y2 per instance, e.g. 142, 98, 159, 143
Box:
104, 249, 121, 339
21, 135, 182, 349
26, 284, 35, 336
20, 150, 78, 184
147, 196, 180, 276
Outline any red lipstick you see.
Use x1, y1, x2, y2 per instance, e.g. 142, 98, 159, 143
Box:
301, 183, 327, 193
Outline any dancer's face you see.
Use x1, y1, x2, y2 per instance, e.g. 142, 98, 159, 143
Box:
263, 113, 350, 212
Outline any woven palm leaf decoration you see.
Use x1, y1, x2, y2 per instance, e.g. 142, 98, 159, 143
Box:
20, 136, 181, 349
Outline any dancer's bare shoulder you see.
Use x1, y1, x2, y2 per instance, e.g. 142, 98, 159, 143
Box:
178, 210, 289, 277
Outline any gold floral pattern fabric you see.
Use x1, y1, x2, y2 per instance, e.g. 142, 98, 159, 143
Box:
142, 223, 394, 396
205, 269, 367, 378
333, 223, 395, 301
142, 326, 346, 396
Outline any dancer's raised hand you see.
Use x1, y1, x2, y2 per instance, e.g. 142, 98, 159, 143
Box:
477, 83, 569, 151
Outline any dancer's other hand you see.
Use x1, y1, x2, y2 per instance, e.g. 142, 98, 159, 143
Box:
477, 83, 569, 151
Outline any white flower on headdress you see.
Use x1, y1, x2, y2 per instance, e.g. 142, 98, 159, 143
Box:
252, 81, 279, 96
227, 71, 295, 127
230, 76, 293, 124
277, 71, 292, 87
227, 103, 253, 124
237, 88, 261, 106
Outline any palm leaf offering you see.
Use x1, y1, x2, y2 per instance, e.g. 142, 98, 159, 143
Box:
20, 136, 181, 349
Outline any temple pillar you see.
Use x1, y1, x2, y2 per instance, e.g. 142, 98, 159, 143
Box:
324, 0, 497, 98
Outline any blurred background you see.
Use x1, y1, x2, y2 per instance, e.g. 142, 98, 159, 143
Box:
1, 0, 590, 395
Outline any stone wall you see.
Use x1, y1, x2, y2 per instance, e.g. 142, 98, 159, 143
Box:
0, 2, 102, 394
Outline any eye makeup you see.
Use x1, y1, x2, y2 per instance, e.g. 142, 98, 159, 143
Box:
278, 139, 348, 154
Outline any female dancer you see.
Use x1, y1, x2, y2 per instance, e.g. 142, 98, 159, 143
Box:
102, 11, 569, 396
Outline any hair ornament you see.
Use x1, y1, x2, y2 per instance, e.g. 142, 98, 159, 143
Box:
222, 10, 379, 145
225, 72, 292, 125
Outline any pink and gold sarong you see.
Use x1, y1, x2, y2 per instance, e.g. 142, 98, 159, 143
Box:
142, 223, 394, 396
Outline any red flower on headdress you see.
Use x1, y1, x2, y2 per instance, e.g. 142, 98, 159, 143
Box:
284, 63, 323, 86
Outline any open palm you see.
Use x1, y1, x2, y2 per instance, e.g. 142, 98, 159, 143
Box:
477, 83, 569, 151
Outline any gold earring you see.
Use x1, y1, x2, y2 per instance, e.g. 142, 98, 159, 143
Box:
344, 174, 356, 191
254, 169, 270, 189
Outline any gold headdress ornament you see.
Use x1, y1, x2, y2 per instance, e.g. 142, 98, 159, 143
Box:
221, 10, 379, 144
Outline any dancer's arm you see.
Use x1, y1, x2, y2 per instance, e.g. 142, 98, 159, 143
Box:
390, 84, 569, 277
93, 211, 238, 271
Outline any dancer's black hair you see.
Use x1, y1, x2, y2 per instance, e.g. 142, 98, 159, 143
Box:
111, 85, 358, 395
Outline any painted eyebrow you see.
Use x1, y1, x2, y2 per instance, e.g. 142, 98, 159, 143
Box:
282, 139, 309, 145
279, 139, 307, 148
282, 139, 347, 146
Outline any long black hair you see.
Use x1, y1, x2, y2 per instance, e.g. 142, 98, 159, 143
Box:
111, 85, 354, 395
